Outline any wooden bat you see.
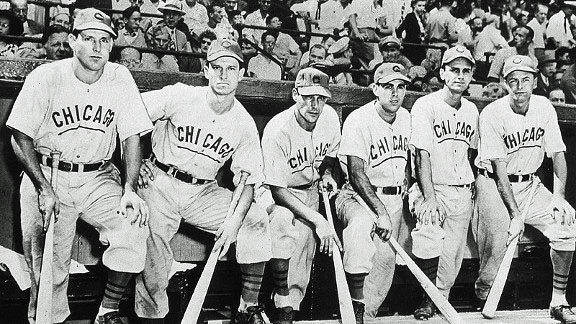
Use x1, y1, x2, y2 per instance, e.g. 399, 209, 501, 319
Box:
320, 187, 356, 324
357, 198, 464, 324
36, 150, 61, 324
482, 179, 538, 319
181, 171, 250, 324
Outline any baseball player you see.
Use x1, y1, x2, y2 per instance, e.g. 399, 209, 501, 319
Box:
134, 39, 272, 324
261, 67, 342, 324
335, 62, 412, 322
408, 45, 478, 320
473, 55, 576, 323
6, 8, 152, 324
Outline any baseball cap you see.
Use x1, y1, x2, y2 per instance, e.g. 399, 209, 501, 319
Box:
295, 68, 331, 98
158, 0, 186, 15
502, 55, 537, 78
73, 8, 117, 38
206, 38, 244, 63
379, 36, 401, 50
441, 45, 475, 65
373, 63, 410, 84
538, 50, 557, 66
564, 1, 576, 8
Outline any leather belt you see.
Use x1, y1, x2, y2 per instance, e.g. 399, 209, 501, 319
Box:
450, 183, 473, 189
37, 152, 107, 172
373, 186, 403, 195
479, 169, 533, 182
152, 157, 208, 185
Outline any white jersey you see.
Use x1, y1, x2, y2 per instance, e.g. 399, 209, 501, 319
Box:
6, 58, 153, 163
141, 83, 264, 185
339, 101, 411, 187
476, 94, 566, 175
262, 104, 341, 189
409, 89, 479, 185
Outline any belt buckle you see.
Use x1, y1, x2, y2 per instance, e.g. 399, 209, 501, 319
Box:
97, 160, 108, 171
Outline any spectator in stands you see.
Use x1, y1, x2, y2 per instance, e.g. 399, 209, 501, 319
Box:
421, 70, 443, 92
266, 15, 302, 69
553, 70, 565, 87
560, 60, 576, 104
527, 2, 547, 58
369, 36, 413, 70
300, 35, 335, 66
224, 0, 248, 14
534, 51, 558, 97
426, 0, 458, 48
116, 6, 147, 48
245, 0, 271, 45
556, 47, 572, 65
118, 46, 143, 69
458, 16, 483, 53
487, 25, 535, 82
0, 9, 23, 57
420, 47, 442, 73
318, 0, 351, 40
547, 0, 576, 48
326, 36, 354, 85
473, 13, 508, 62
143, 25, 180, 72
348, 0, 389, 69
481, 82, 507, 99
291, 0, 325, 45
179, 30, 216, 73
10, 0, 42, 35
158, 0, 193, 52
289, 43, 328, 80
549, 87, 566, 104
182, 0, 209, 37
247, 31, 282, 80
42, 24, 71, 60
396, 0, 427, 65
50, 12, 70, 30
205, 2, 235, 39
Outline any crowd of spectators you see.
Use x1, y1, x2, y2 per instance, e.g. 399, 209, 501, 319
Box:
5, 0, 576, 103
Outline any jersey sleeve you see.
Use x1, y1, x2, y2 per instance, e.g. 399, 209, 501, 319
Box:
230, 116, 265, 186
478, 107, 507, 162
543, 104, 566, 155
5, 67, 50, 138
339, 112, 369, 162
115, 66, 153, 141
324, 106, 341, 158
141, 83, 178, 122
261, 126, 289, 188
469, 104, 480, 150
409, 98, 434, 153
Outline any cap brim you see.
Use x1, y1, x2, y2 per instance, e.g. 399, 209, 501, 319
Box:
504, 66, 537, 78
442, 55, 475, 66
375, 73, 411, 84
207, 52, 244, 63
158, 8, 186, 14
75, 22, 117, 37
297, 86, 331, 98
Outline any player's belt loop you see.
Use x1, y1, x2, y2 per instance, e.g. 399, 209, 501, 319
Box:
372, 186, 403, 195
479, 169, 534, 182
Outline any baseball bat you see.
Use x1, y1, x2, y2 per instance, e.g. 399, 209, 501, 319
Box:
320, 187, 356, 324
356, 198, 464, 324
36, 150, 61, 324
181, 171, 250, 324
482, 179, 538, 319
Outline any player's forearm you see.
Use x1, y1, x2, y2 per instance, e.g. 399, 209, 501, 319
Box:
271, 186, 324, 224
11, 131, 51, 191
349, 14, 361, 37
492, 159, 521, 219
122, 134, 143, 193
350, 169, 388, 219
551, 151, 568, 198
229, 184, 255, 222
415, 149, 436, 200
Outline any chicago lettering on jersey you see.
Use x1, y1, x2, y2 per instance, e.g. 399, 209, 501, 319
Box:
369, 135, 409, 161
504, 127, 545, 150
433, 120, 475, 143
52, 105, 115, 128
288, 142, 332, 170
176, 125, 234, 159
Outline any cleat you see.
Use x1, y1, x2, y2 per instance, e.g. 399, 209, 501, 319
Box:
235, 305, 267, 324
352, 301, 365, 324
550, 305, 576, 324
94, 311, 124, 324
414, 298, 436, 320
275, 306, 295, 324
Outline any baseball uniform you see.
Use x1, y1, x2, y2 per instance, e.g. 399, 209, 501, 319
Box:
473, 94, 576, 299
6, 58, 152, 323
262, 102, 341, 310
409, 89, 479, 298
335, 100, 411, 316
134, 83, 272, 319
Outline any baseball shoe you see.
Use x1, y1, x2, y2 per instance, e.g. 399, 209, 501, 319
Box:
235, 305, 267, 324
414, 298, 436, 320
352, 300, 365, 324
275, 306, 295, 324
94, 311, 124, 324
550, 305, 576, 324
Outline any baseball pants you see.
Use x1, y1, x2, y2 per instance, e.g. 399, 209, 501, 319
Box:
20, 163, 148, 323
335, 183, 409, 317
134, 165, 271, 319
268, 186, 319, 310
408, 183, 473, 298
472, 174, 576, 300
